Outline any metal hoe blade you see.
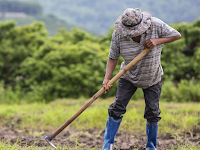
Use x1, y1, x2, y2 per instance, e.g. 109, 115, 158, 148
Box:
45, 136, 57, 149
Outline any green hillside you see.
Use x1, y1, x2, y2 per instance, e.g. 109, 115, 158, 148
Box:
0, 14, 73, 36
19, 0, 200, 35
0, 0, 73, 35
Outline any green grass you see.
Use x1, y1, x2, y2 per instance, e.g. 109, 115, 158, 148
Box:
1, 139, 199, 150
0, 141, 41, 150
0, 98, 200, 134
0, 140, 100, 150
0, 98, 200, 149
0, 138, 199, 150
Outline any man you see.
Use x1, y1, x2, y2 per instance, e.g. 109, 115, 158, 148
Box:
102, 8, 181, 150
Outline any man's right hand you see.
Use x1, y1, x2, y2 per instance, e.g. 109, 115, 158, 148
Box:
102, 79, 112, 93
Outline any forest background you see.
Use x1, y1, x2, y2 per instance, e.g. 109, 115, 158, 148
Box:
0, 0, 200, 104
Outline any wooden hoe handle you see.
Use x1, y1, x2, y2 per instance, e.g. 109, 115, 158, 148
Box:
48, 48, 152, 140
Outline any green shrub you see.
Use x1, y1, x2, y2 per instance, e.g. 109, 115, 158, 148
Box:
1, 18, 200, 103
161, 80, 200, 102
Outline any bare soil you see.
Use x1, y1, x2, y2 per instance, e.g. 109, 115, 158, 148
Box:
0, 126, 200, 150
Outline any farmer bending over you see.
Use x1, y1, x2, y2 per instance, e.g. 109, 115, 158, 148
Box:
102, 8, 181, 150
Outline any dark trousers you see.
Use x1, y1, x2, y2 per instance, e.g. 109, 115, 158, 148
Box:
108, 78, 162, 122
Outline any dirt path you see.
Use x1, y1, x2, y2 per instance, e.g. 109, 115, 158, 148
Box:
0, 127, 200, 150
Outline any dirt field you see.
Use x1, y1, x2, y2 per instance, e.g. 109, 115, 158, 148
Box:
1, 126, 200, 150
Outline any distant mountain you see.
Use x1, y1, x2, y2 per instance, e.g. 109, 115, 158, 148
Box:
3, 0, 200, 35
0, 0, 73, 35
0, 14, 74, 36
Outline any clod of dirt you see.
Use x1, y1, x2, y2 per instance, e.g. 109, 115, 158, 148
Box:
120, 142, 130, 149
165, 132, 179, 139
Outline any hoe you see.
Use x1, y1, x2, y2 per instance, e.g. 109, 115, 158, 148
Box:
45, 48, 152, 149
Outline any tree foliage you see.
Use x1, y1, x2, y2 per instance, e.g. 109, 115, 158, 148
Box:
161, 19, 200, 81
0, 18, 200, 102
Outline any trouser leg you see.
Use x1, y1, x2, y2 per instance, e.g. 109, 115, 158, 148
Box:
143, 80, 162, 150
108, 78, 137, 119
102, 78, 137, 150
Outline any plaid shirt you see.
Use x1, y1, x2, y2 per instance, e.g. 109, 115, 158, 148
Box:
109, 17, 181, 89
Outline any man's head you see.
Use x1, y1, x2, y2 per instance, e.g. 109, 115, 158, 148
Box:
115, 8, 152, 37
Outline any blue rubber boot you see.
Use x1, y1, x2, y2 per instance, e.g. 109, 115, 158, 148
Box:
102, 116, 122, 150
146, 121, 158, 150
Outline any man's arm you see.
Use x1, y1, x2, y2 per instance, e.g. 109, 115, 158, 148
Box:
103, 57, 118, 93
143, 35, 181, 49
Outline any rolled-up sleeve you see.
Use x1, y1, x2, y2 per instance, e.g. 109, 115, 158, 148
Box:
108, 30, 120, 60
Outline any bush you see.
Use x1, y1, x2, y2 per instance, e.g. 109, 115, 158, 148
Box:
0, 81, 46, 104
161, 80, 200, 102
0, 18, 200, 103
